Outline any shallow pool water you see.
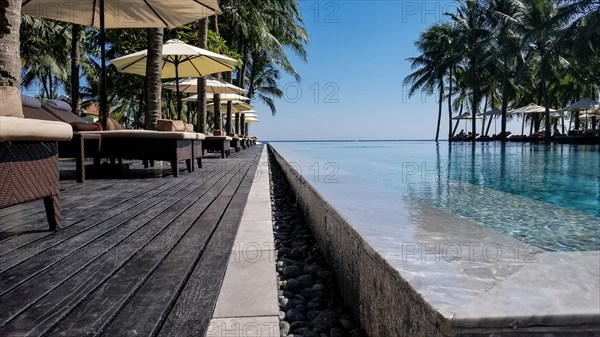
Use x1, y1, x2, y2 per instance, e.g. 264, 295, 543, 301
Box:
270, 141, 600, 251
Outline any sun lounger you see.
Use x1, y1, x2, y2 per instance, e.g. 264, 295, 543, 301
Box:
204, 135, 232, 158
230, 136, 242, 152
96, 130, 203, 177
26, 98, 206, 179
1, 91, 73, 230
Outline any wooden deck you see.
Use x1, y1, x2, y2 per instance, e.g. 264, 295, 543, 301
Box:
0, 145, 264, 337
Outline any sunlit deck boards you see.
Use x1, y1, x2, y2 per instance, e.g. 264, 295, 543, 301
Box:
0, 145, 263, 337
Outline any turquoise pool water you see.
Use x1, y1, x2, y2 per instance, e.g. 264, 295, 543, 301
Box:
270, 141, 600, 251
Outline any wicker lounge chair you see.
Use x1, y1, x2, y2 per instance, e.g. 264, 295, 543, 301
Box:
1, 92, 73, 230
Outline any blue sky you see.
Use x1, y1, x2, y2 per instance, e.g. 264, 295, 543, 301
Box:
251, 1, 523, 141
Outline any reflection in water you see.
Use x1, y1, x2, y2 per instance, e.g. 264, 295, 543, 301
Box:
272, 141, 600, 252
408, 144, 600, 251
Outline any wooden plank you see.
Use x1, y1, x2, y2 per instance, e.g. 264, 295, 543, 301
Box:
158, 147, 262, 336
0, 175, 194, 273
0, 159, 251, 335
0, 180, 150, 239
101, 154, 259, 336
0, 183, 121, 232
40, 160, 253, 336
0, 177, 176, 254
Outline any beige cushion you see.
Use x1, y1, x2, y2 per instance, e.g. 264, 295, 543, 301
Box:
0, 87, 24, 118
94, 130, 199, 140
184, 123, 194, 132
0, 116, 73, 141
157, 119, 186, 132
43, 104, 85, 124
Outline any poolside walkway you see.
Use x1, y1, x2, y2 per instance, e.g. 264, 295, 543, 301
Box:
0, 145, 263, 336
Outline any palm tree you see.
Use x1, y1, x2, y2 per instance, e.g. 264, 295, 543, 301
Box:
0, 0, 23, 116
20, 16, 71, 99
70, 24, 83, 115
447, 0, 492, 142
145, 28, 164, 130
485, 0, 525, 141
246, 52, 284, 114
219, 0, 308, 110
196, 18, 208, 133
519, 0, 570, 142
405, 23, 461, 142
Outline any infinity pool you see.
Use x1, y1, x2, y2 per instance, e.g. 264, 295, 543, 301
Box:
270, 141, 600, 251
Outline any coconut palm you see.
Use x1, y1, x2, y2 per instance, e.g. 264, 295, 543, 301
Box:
405, 23, 460, 142
485, 0, 525, 141
447, 0, 492, 142
0, 0, 22, 114
246, 52, 284, 114
145, 28, 164, 130
520, 0, 570, 142
20, 16, 71, 99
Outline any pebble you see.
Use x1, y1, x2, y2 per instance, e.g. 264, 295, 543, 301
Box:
270, 153, 364, 337
286, 309, 305, 322
280, 321, 291, 336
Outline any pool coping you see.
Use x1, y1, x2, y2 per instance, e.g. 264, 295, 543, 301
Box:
269, 144, 600, 337
206, 147, 280, 337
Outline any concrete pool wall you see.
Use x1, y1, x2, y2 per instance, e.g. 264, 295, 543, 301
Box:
269, 144, 600, 337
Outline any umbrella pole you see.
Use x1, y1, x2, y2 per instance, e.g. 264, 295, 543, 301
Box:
99, 0, 108, 130
176, 62, 182, 120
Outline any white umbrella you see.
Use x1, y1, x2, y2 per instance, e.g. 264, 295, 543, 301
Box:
163, 76, 245, 94
510, 103, 557, 135
511, 103, 557, 114
206, 101, 253, 114
562, 98, 599, 111
452, 113, 482, 120
478, 109, 502, 116
184, 93, 251, 101
111, 39, 237, 118
22, 0, 220, 128
478, 109, 502, 136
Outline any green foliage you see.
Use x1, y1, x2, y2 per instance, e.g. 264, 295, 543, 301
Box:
405, 0, 600, 138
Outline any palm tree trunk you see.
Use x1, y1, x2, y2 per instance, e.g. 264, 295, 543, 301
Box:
0, 0, 23, 117
145, 28, 164, 130
71, 24, 82, 116
48, 71, 54, 98
237, 40, 247, 88
435, 76, 443, 142
225, 72, 233, 135
447, 67, 453, 140
501, 57, 508, 142
213, 94, 222, 133
196, 18, 208, 133
247, 52, 260, 100
540, 56, 551, 143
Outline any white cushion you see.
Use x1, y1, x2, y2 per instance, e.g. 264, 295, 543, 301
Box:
46, 99, 71, 111
0, 116, 73, 141
21, 95, 41, 109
